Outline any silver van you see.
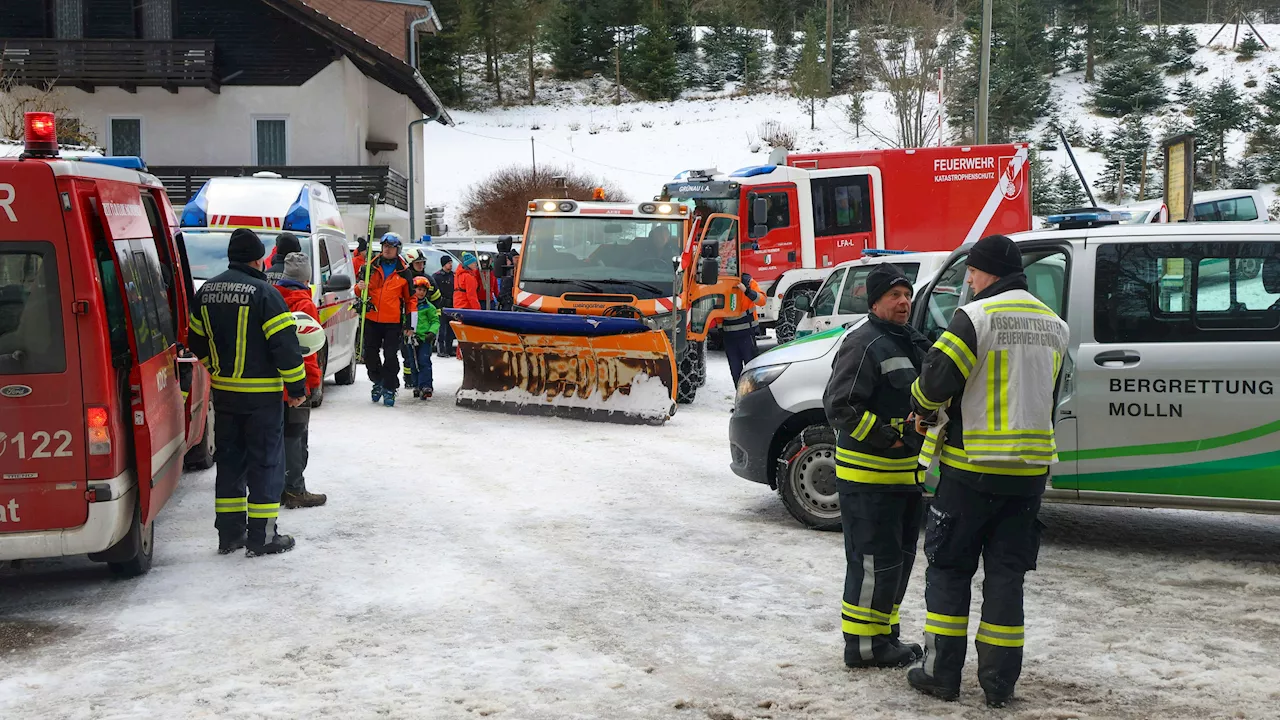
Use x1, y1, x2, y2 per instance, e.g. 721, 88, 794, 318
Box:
730, 219, 1280, 528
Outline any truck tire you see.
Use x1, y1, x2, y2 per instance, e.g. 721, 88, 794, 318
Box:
777, 424, 842, 531
334, 358, 357, 385
676, 340, 705, 404
106, 501, 155, 578
775, 288, 817, 346
1240, 258, 1263, 279
184, 410, 215, 471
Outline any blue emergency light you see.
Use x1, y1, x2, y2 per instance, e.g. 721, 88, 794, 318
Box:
730, 165, 777, 178
1046, 208, 1126, 229
282, 186, 313, 233
81, 156, 148, 171
863, 249, 915, 256
180, 182, 210, 227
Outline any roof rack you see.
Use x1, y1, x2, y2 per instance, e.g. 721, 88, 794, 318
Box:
1046, 207, 1127, 229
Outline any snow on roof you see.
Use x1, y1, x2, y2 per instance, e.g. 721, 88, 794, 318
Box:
0, 139, 105, 159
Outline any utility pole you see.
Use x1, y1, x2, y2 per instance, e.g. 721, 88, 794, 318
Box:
977, 0, 993, 144
825, 0, 835, 95
1157, 0, 1162, 31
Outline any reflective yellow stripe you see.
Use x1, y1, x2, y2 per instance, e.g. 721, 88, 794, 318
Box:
976, 621, 1025, 647
939, 445, 1049, 476
983, 300, 1055, 316
852, 411, 877, 442
924, 612, 969, 637
935, 330, 976, 378
280, 364, 306, 383
262, 311, 295, 339
836, 467, 921, 485
911, 378, 945, 411
202, 307, 220, 375
986, 350, 1009, 432
842, 618, 892, 636
233, 305, 249, 378
247, 502, 279, 519
891, 604, 901, 626
919, 429, 941, 467
963, 429, 1053, 439
189, 313, 206, 336
211, 376, 285, 393
1052, 349, 1062, 382
836, 448, 921, 472
215, 497, 248, 513
842, 601, 891, 623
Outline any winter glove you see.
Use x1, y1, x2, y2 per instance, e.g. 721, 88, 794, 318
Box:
423, 332, 437, 345
741, 273, 753, 285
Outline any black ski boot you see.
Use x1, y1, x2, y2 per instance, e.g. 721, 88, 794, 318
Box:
217, 531, 247, 555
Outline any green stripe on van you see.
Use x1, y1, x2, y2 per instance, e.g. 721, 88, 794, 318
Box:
766, 326, 844, 352
1058, 417, 1280, 463
1056, 449, 1280, 501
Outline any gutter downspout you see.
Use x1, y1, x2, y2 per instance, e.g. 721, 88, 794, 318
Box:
407, 105, 443, 239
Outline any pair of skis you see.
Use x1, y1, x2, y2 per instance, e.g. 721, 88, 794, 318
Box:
354, 194, 379, 363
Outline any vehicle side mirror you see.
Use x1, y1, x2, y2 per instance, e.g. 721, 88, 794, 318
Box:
700, 241, 720, 259
750, 224, 768, 239
324, 274, 353, 292
697, 258, 719, 285
794, 294, 812, 312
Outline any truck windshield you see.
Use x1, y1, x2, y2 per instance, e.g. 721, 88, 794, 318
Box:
183, 231, 311, 280
521, 217, 682, 288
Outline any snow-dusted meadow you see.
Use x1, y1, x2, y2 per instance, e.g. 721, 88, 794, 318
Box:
2, 351, 1279, 719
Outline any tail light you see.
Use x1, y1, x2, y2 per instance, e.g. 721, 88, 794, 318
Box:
24, 112, 59, 157
87, 406, 111, 456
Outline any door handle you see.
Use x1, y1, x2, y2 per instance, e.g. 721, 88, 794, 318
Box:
1094, 349, 1141, 367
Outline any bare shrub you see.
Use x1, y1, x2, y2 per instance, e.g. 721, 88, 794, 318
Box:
568, 121, 581, 131
0, 76, 97, 145
863, 0, 948, 148
460, 165, 628, 234
619, 120, 632, 132
641, 120, 654, 128
757, 120, 798, 150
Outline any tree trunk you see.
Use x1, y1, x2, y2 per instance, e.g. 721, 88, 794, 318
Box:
528, 38, 536, 104
810, 97, 815, 130
494, 37, 504, 104
1085, 26, 1095, 83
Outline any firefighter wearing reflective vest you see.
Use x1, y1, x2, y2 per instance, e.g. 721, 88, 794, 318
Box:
907, 235, 1068, 708
722, 273, 765, 386
189, 228, 307, 557
822, 264, 931, 669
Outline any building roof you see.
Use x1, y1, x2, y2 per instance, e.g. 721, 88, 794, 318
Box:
262, 0, 453, 125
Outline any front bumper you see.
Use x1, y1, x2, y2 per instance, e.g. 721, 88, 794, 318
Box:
729, 386, 792, 486
0, 471, 136, 561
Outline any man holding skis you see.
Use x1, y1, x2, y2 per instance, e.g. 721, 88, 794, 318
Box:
355, 233, 411, 407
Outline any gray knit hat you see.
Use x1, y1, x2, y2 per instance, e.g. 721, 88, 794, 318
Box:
283, 252, 311, 284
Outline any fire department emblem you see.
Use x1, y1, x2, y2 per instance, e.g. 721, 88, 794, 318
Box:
997, 155, 1027, 201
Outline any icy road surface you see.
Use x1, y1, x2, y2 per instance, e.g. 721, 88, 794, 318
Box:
3, 349, 1280, 720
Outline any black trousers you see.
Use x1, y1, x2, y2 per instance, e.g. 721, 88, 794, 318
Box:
437, 314, 456, 355
283, 405, 309, 495
840, 490, 923, 663
213, 401, 285, 544
920, 470, 1044, 698
723, 329, 758, 386
363, 321, 402, 390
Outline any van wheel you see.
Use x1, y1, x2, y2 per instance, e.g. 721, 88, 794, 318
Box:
309, 352, 326, 408
334, 359, 357, 385
184, 411, 215, 471
776, 289, 816, 346
107, 502, 155, 578
675, 340, 705, 404
777, 424, 842, 531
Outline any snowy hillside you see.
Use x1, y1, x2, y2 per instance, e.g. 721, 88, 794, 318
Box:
424, 23, 1280, 231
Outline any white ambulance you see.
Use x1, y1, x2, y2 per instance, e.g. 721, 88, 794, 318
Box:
178, 175, 359, 405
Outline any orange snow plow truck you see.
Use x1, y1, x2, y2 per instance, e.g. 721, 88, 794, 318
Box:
447, 200, 745, 424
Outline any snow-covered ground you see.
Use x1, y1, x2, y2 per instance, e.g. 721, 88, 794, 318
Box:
426, 24, 1280, 232
3, 352, 1280, 719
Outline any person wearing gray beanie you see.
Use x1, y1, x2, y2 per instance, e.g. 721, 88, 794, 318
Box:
272, 252, 328, 510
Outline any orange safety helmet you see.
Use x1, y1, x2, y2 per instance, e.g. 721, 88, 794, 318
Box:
413, 275, 433, 289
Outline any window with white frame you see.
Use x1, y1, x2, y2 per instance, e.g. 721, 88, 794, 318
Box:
254, 117, 288, 166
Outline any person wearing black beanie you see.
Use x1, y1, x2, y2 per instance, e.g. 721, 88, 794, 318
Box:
227, 227, 266, 265
822, 260, 931, 670
906, 234, 1068, 707
264, 231, 303, 283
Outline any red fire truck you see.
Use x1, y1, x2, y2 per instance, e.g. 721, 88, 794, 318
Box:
661, 143, 1031, 343
0, 113, 211, 576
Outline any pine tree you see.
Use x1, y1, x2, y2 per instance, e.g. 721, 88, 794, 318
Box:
791, 13, 825, 131
699, 15, 736, 90
1237, 33, 1264, 61
1147, 26, 1172, 65
1054, 165, 1089, 209
1255, 75, 1280, 128
741, 30, 766, 93
549, 0, 591, 79
629, 4, 681, 100
830, 22, 859, 93
1175, 78, 1202, 108
1091, 52, 1166, 116
1038, 119, 1060, 150
845, 91, 866, 137
1029, 150, 1059, 216
1228, 157, 1262, 188
1195, 77, 1253, 177
1167, 26, 1198, 74
1061, 0, 1116, 83
1102, 115, 1153, 203
416, 0, 478, 107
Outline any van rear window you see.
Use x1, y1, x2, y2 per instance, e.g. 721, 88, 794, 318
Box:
0, 242, 66, 375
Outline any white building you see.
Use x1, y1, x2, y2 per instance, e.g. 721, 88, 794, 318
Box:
1, 0, 454, 239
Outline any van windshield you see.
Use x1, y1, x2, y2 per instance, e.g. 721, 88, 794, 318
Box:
183, 231, 312, 280
0, 243, 66, 375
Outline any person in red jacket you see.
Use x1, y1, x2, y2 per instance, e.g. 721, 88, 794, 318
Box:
274, 253, 327, 509
453, 252, 483, 309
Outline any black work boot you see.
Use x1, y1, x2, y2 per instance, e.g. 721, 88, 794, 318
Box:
906, 635, 966, 702
215, 513, 247, 555
977, 642, 1023, 708
246, 517, 296, 557
217, 531, 247, 555
891, 638, 924, 662
846, 641, 920, 669
907, 667, 960, 701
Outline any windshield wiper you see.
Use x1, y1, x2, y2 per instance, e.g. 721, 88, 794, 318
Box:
595, 279, 670, 295
523, 278, 607, 293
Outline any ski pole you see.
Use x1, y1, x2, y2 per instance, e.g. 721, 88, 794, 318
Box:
355, 193, 380, 363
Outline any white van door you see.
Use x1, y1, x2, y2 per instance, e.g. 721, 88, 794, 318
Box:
1072, 239, 1280, 503
807, 267, 846, 333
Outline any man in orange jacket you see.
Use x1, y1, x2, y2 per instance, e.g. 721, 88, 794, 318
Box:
722, 273, 767, 386
274, 253, 327, 508
355, 233, 411, 406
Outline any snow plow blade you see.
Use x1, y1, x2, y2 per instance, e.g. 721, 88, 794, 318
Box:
447, 310, 677, 425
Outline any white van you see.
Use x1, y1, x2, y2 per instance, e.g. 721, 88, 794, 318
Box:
1115, 189, 1269, 224
730, 216, 1280, 528
178, 176, 360, 406
792, 251, 951, 338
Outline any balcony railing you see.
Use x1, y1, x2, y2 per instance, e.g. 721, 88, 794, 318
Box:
149, 166, 410, 211
0, 39, 217, 93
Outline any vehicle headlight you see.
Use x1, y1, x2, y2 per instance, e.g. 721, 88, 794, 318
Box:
642, 312, 678, 332
736, 363, 788, 400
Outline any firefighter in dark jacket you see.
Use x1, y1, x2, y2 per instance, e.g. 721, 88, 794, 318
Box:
495, 235, 519, 310
822, 264, 931, 669
906, 235, 1068, 708
189, 228, 307, 557
432, 255, 456, 357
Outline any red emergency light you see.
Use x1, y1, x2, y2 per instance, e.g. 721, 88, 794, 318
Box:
24, 112, 59, 157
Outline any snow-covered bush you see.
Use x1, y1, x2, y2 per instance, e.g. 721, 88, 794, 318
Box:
757, 120, 797, 150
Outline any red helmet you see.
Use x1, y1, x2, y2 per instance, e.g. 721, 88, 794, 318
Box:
413, 276, 432, 289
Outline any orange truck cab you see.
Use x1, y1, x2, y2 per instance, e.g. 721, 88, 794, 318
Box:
0, 113, 211, 577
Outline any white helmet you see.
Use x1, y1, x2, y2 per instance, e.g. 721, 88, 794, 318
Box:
292, 312, 326, 357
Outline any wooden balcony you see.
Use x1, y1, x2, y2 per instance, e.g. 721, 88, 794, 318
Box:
150, 166, 410, 211
0, 39, 217, 93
